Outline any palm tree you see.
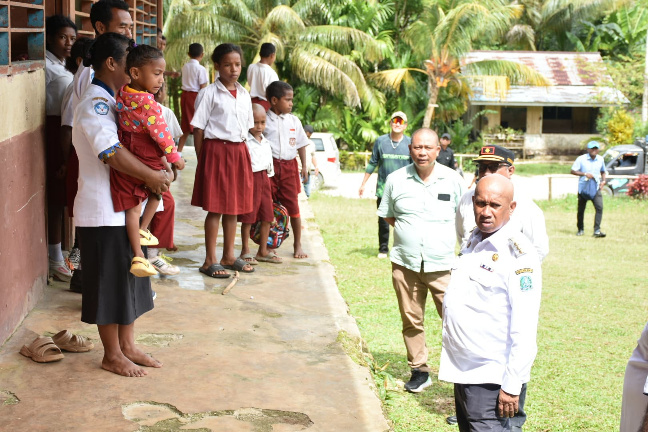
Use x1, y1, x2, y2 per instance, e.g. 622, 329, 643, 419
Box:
370, 0, 550, 128
163, 0, 391, 116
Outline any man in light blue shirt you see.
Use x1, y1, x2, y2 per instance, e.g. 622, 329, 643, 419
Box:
571, 140, 608, 237
377, 128, 465, 394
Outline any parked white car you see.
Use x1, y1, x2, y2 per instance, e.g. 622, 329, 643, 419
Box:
309, 132, 341, 191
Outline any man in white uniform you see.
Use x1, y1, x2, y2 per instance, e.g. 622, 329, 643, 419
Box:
440, 174, 542, 432
620, 322, 648, 432
456, 145, 549, 261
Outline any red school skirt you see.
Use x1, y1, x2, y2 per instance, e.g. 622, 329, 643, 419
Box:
251, 97, 270, 112
180, 90, 198, 134
238, 170, 273, 224
110, 131, 165, 213
191, 139, 253, 215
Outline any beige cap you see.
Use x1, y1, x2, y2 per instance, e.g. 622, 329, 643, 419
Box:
391, 111, 408, 122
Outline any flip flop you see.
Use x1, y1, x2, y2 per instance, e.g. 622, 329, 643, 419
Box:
256, 251, 282, 264
199, 263, 231, 279
20, 336, 64, 363
52, 330, 94, 353
222, 257, 255, 273
240, 253, 259, 265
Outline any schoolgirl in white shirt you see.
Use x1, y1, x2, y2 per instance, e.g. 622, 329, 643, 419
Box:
190, 43, 255, 278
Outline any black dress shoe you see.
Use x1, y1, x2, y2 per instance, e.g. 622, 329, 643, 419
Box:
446, 415, 457, 425
593, 230, 607, 238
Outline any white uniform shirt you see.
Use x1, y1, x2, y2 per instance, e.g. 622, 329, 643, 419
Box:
456, 187, 549, 261
191, 80, 254, 143
61, 63, 95, 127
246, 132, 274, 176
181, 59, 208, 92
246, 62, 279, 101
264, 110, 309, 160
60, 82, 75, 127
620, 322, 648, 432
297, 139, 316, 171
160, 104, 182, 139
439, 221, 542, 395
45, 50, 73, 116
72, 81, 125, 227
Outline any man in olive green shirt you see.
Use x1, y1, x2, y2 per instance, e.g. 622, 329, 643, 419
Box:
377, 128, 465, 394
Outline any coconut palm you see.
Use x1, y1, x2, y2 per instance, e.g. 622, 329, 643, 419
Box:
163, 0, 391, 116
370, 0, 550, 128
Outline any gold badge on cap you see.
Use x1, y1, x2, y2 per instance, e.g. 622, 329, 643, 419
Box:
492, 254, 499, 262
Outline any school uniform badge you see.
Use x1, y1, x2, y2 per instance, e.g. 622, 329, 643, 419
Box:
520, 275, 533, 291
94, 102, 109, 116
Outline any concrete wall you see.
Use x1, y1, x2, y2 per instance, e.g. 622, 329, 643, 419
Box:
525, 133, 601, 155
0, 69, 48, 345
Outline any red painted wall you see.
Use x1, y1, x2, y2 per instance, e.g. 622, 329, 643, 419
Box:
0, 126, 48, 344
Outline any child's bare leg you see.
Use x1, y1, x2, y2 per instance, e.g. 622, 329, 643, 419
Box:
119, 322, 162, 368
290, 216, 308, 259
221, 215, 252, 270
126, 205, 145, 258
257, 221, 281, 262
178, 133, 188, 152
140, 195, 161, 232
202, 212, 222, 272
240, 223, 252, 260
98, 324, 146, 377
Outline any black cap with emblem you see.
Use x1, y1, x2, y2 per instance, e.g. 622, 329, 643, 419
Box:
473, 145, 515, 166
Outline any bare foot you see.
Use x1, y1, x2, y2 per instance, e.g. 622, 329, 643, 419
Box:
122, 346, 163, 368
293, 247, 308, 259
102, 353, 148, 377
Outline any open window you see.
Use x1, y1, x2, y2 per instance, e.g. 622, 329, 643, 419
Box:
0, 0, 45, 75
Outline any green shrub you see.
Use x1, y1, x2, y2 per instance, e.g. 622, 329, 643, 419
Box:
606, 109, 635, 145
339, 151, 366, 171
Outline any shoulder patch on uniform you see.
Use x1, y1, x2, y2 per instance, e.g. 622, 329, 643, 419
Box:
94, 101, 109, 116
520, 275, 533, 291
515, 268, 533, 275
508, 237, 526, 258
92, 97, 108, 102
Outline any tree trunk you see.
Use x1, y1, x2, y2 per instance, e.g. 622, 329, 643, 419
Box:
422, 77, 440, 128
643, 31, 648, 124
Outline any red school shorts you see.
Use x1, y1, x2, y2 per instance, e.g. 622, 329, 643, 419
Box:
238, 170, 274, 224
180, 90, 198, 134
271, 158, 301, 218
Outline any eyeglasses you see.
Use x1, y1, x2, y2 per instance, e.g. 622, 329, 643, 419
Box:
478, 162, 509, 173
391, 117, 405, 125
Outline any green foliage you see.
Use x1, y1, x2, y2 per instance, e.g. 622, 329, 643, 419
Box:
338, 151, 367, 171
606, 109, 635, 144
435, 109, 496, 153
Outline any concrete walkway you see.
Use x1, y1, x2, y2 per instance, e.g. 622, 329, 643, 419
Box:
0, 149, 390, 432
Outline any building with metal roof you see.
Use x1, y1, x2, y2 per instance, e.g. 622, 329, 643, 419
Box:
464, 51, 629, 156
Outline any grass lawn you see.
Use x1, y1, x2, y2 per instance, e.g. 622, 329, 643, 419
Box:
511, 163, 572, 176
309, 192, 648, 431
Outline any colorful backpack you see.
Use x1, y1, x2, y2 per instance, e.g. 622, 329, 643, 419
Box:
250, 201, 290, 249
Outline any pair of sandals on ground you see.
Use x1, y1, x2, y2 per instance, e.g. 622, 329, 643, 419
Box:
20, 330, 94, 363
199, 250, 282, 279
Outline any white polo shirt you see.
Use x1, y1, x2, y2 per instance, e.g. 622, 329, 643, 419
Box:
191, 80, 254, 143
246, 62, 279, 100
45, 50, 73, 116
440, 222, 542, 395
181, 59, 208, 92
72, 80, 125, 227
264, 110, 309, 160
246, 132, 274, 176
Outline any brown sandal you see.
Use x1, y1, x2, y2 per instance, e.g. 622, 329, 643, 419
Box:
52, 330, 94, 353
19, 336, 64, 363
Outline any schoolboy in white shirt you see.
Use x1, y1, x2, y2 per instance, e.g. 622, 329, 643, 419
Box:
247, 43, 279, 111
264, 81, 309, 259
179, 43, 208, 152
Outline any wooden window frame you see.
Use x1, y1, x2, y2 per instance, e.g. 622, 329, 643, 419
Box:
0, 0, 46, 75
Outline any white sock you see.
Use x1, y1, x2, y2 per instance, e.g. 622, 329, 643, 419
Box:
148, 248, 159, 259
48, 243, 64, 263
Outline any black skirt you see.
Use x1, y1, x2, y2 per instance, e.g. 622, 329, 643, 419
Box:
78, 226, 153, 325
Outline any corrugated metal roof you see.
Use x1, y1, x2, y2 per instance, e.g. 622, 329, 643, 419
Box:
463, 51, 629, 106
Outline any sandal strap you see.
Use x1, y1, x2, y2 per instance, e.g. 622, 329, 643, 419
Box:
31, 337, 62, 356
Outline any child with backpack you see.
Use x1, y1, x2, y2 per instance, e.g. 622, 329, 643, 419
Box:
238, 104, 282, 265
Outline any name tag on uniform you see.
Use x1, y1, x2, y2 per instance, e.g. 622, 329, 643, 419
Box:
438, 193, 450, 201
480, 263, 493, 272
289, 128, 296, 147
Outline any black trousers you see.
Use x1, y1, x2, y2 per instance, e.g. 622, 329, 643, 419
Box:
577, 190, 603, 231
454, 383, 527, 432
376, 197, 390, 253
